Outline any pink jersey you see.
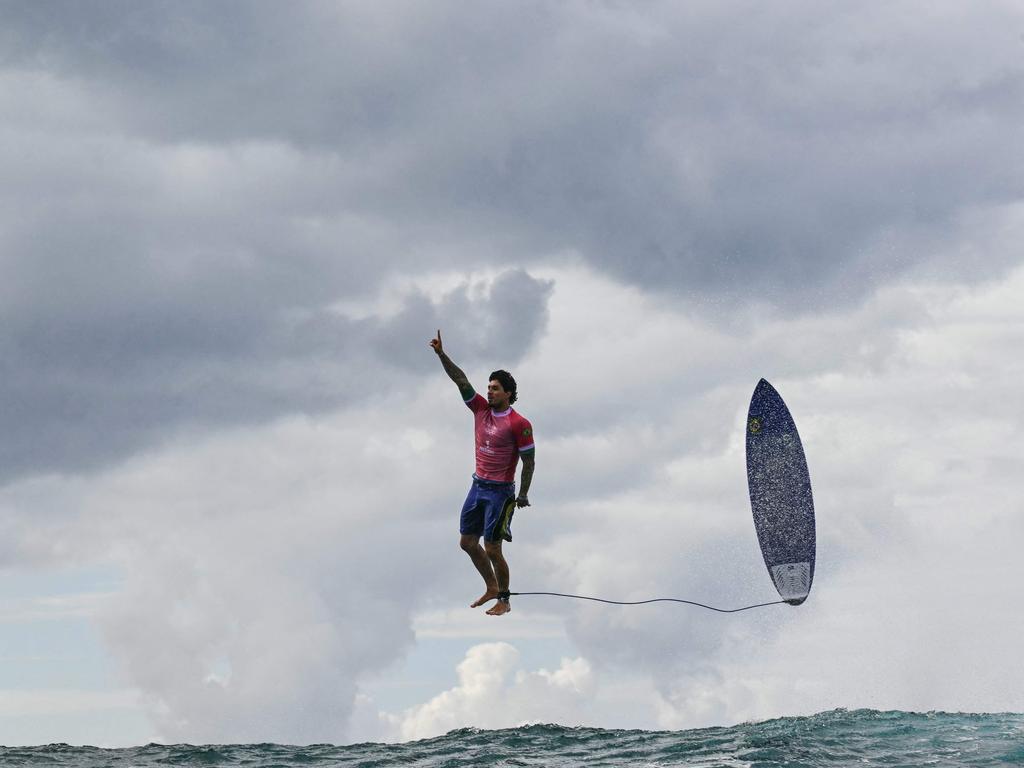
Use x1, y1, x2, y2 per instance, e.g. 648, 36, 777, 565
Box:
465, 392, 534, 483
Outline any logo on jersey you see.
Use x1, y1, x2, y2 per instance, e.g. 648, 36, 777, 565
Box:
522, 427, 532, 437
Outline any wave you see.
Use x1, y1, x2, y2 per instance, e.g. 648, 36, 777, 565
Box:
2, 709, 1022, 767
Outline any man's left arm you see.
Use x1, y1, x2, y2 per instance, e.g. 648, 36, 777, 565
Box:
517, 450, 534, 508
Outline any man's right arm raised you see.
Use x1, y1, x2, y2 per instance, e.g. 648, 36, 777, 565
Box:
429, 329, 475, 401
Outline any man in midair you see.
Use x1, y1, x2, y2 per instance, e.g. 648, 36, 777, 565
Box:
430, 330, 535, 616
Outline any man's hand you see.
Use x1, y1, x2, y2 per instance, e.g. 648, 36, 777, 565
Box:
429, 329, 443, 355
516, 495, 530, 508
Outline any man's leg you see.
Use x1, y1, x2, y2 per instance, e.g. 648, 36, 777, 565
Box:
484, 540, 510, 616
460, 534, 498, 607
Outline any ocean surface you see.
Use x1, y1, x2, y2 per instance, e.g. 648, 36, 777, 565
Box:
2, 709, 1022, 767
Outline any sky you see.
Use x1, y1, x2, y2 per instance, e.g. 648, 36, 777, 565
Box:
1, 0, 1023, 747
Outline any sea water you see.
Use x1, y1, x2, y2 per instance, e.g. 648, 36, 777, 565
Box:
2, 709, 1022, 767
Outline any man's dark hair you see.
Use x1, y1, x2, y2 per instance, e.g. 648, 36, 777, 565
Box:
489, 370, 517, 405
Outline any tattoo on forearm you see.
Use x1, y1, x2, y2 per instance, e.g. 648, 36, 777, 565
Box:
519, 459, 534, 497
438, 352, 473, 398
438, 352, 467, 383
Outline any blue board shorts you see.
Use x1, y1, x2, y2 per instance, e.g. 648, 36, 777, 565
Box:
460, 475, 516, 543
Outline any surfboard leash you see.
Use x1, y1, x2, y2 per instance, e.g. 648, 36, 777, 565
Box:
509, 591, 786, 613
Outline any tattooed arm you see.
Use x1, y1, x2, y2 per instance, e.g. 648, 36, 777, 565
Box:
430, 329, 475, 401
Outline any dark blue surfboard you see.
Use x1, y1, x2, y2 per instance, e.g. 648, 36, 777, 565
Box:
745, 379, 816, 605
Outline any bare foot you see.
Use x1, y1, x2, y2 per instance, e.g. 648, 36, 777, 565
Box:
486, 599, 511, 616
471, 588, 498, 608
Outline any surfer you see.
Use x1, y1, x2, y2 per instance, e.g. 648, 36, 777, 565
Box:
430, 329, 535, 616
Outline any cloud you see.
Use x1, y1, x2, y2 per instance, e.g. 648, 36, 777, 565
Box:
0, 377, 482, 742
650, 514, 1024, 728
370, 268, 554, 375
379, 642, 595, 742
358, 640, 754, 742
510, 260, 1024, 723
0, 260, 545, 743
4, 1, 1020, 305
0, 263, 551, 483
3, 1, 1021, 478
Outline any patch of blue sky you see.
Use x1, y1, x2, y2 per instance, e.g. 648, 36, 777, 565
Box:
0, 707, 153, 748
0, 564, 152, 746
0, 564, 124, 690
0, 564, 122, 602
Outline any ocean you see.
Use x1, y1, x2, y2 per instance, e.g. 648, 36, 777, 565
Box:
1, 709, 1022, 767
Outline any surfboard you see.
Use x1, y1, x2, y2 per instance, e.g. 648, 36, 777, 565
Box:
745, 379, 816, 605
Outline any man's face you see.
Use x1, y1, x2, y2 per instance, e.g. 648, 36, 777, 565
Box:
487, 379, 510, 409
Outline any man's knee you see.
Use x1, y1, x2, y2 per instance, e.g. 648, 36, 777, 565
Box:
460, 534, 480, 553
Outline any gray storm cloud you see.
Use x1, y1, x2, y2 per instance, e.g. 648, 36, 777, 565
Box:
4, 1, 1020, 295
0, 265, 551, 483
2, 1, 1021, 480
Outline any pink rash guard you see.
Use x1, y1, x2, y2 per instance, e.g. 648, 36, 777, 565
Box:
465, 392, 534, 483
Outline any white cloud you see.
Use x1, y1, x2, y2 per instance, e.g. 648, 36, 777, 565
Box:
386, 642, 595, 742
412, 608, 566, 640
